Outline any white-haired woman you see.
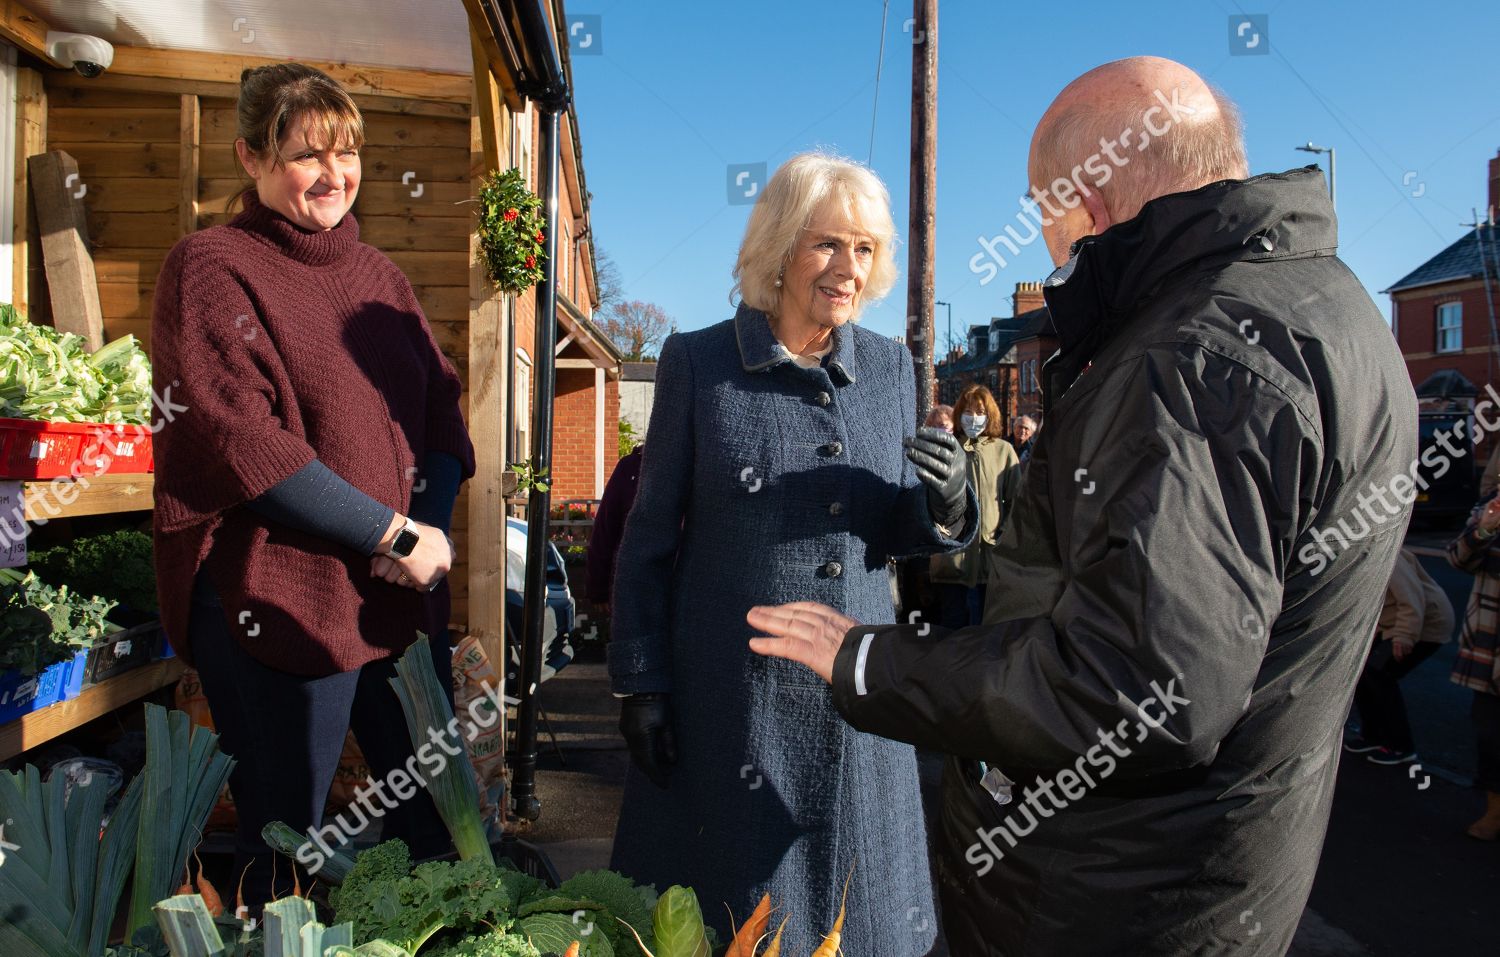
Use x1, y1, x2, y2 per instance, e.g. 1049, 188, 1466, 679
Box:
608, 152, 975, 955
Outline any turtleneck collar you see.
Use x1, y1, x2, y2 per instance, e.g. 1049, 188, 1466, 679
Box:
232, 190, 360, 267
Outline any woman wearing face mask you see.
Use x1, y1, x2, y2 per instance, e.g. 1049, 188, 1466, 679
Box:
929, 384, 1021, 628
606, 151, 975, 955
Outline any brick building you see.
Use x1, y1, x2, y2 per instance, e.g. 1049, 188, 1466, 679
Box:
1385, 149, 1500, 453
506, 77, 622, 502
935, 281, 1055, 427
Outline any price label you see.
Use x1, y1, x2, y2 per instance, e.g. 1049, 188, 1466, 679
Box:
0, 481, 26, 568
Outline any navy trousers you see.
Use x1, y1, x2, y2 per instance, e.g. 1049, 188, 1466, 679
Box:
189, 572, 456, 907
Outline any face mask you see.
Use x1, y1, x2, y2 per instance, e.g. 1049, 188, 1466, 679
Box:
960, 413, 987, 438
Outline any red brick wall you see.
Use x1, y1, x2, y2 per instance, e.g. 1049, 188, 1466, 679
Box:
1394, 281, 1494, 378
549, 368, 619, 500
1013, 336, 1057, 419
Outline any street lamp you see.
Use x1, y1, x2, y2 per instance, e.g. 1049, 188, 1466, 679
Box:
1295, 141, 1335, 208
935, 300, 953, 357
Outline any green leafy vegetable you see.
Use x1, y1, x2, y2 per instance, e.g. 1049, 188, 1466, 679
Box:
0, 566, 117, 674
389, 635, 494, 866
28, 529, 157, 613
331, 845, 518, 953
649, 887, 709, 957
421, 930, 542, 957
0, 303, 153, 425
514, 912, 609, 957
551, 870, 655, 954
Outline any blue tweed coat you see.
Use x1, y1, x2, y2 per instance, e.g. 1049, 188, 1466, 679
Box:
608, 304, 975, 956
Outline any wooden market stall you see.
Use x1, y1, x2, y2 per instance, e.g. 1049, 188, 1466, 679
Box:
0, 0, 609, 770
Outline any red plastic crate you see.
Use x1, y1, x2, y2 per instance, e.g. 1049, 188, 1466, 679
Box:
0, 418, 153, 480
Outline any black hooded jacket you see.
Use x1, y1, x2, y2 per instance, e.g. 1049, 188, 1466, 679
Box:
831, 168, 1417, 955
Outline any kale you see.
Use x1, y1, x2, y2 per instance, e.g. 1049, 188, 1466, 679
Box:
27, 529, 157, 613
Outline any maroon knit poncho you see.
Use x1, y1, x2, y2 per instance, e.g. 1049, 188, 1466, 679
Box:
150, 194, 476, 676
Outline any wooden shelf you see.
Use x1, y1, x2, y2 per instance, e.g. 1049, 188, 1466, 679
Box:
22, 472, 154, 520
0, 657, 185, 762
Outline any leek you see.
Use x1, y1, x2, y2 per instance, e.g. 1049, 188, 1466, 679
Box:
389, 635, 494, 865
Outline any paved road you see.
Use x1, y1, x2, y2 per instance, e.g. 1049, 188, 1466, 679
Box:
525, 520, 1496, 956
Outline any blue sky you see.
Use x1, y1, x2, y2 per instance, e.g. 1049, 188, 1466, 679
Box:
565, 0, 1500, 347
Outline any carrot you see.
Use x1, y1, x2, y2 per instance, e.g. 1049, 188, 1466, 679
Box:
193, 848, 224, 916
810, 865, 855, 957
761, 914, 790, 957
175, 863, 192, 898
563, 943, 580, 957
726, 893, 773, 957
234, 862, 253, 927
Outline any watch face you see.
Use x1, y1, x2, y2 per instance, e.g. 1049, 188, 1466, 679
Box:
392, 528, 420, 557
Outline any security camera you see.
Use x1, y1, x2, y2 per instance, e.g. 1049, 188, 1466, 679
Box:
45, 32, 114, 78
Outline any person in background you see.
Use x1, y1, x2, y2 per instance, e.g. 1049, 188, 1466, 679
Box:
1345, 549, 1453, 765
607, 151, 975, 955
925, 403, 955, 433
151, 64, 474, 907
1010, 414, 1038, 464
1446, 491, 1500, 840
929, 384, 1020, 628
586, 443, 644, 618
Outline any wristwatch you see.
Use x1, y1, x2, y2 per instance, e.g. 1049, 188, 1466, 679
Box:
386, 517, 421, 558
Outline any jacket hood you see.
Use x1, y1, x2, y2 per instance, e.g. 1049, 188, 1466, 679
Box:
1042, 166, 1338, 357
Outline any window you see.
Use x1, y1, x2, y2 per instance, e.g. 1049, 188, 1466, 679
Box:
513, 104, 533, 188
514, 349, 532, 459
988, 329, 1000, 353
1437, 302, 1462, 353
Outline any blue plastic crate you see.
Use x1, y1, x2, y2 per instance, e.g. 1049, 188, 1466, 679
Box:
0, 655, 75, 724
61, 649, 88, 699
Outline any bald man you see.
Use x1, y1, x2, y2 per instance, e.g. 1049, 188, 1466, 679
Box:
748, 57, 1416, 954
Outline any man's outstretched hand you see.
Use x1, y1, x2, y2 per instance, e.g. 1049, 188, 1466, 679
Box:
747, 602, 862, 684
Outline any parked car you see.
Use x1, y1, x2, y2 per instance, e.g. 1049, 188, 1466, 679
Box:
504, 517, 576, 686
1413, 410, 1479, 522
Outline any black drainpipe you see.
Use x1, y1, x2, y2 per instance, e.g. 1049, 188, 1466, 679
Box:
502, 0, 568, 823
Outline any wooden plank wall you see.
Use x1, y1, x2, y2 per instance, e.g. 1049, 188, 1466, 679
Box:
40, 77, 481, 626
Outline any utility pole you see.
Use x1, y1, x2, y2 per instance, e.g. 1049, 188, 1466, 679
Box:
906, 0, 937, 422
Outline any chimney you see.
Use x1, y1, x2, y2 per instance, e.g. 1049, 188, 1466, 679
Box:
1490, 149, 1500, 223
1013, 280, 1045, 317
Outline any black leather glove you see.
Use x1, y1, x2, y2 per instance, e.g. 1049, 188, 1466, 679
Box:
904, 426, 967, 527
619, 693, 677, 789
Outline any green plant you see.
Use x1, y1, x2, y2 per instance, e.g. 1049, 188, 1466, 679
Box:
125, 705, 239, 939
0, 702, 233, 957
0, 566, 118, 674
28, 528, 158, 613
624, 886, 709, 957
0, 302, 153, 424
475, 169, 547, 296
151, 892, 411, 957
510, 460, 550, 495
618, 420, 641, 458
389, 636, 493, 866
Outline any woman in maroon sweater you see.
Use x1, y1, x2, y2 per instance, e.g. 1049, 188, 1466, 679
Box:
151, 63, 475, 906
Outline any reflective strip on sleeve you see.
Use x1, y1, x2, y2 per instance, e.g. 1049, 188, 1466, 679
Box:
854, 632, 876, 696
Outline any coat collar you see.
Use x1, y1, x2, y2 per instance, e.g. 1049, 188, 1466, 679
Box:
1042, 166, 1337, 358
733, 302, 858, 384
